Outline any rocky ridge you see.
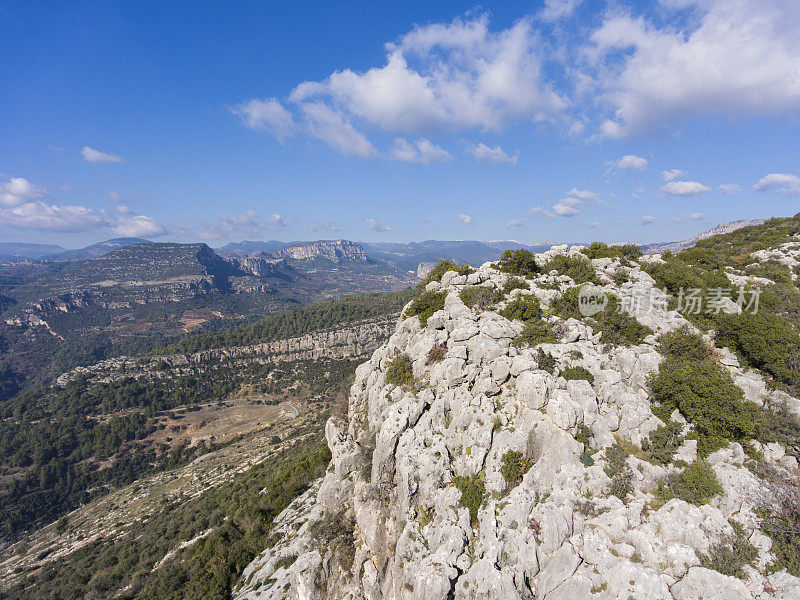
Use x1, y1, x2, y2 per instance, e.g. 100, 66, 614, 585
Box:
55, 315, 398, 387
232, 244, 800, 600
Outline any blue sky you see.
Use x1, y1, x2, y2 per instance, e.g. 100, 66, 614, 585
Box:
1, 0, 799, 248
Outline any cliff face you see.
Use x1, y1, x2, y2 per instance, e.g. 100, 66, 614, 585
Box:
270, 240, 368, 263
233, 247, 800, 600
56, 315, 398, 387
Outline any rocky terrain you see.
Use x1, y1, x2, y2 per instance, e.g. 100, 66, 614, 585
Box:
232, 245, 800, 600
55, 314, 398, 387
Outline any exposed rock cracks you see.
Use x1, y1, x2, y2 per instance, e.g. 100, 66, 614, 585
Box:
234, 248, 800, 600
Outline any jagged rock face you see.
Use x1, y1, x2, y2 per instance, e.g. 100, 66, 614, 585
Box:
234, 250, 800, 600
230, 255, 290, 278
270, 240, 368, 263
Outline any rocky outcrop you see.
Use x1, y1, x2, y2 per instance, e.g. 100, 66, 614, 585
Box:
270, 240, 368, 263
233, 247, 800, 600
229, 254, 290, 278
56, 315, 398, 387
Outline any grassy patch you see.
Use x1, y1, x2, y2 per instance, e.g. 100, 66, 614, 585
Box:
699, 520, 758, 579
500, 451, 532, 489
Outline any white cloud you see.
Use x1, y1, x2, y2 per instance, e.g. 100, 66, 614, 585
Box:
662, 169, 686, 182
753, 173, 800, 195
689, 212, 704, 220
300, 102, 378, 159
468, 143, 518, 165
117, 205, 132, 214
0, 177, 47, 207
589, 1, 800, 137
0, 201, 109, 233
565, 188, 597, 202
391, 138, 451, 164
113, 215, 166, 237
584, 221, 600, 229
81, 146, 122, 163
660, 181, 710, 196
530, 206, 555, 219
107, 191, 121, 201
718, 184, 740, 195
457, 214, 473, 225
366, 217, 392, 232
549, 188, 597, 217
552, 197, 581, 216
506, 219, 524, 230
231, 98, 296, 142
540, 0, 583, 22
641, 215, 656, 224
237, 15, 565, 159
268, 213, 289, 229
614, 154, 648, 170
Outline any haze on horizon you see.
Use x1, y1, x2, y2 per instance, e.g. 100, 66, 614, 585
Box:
2, 0, 800, 247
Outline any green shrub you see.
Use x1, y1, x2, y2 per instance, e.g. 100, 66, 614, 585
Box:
405, 290, 446, 327
502, 276, 530, 295
385, 354, 414, 387
495, 249, 540, 277
460, 286, 503, 311
650, 353, 759, 454
756, 401, 800, 458
593, 296, 652, 346
756, 465, 800, 576
641, 421, 684, 465
549, 288, 651, 346
542, 254, 599, 284
655, 459, 723, 505
500, 294, 542, 322
582, 242, 643, 260
548, 286, 583, 320
453, 472, 486, 526
714, 311, 800, 391
604, 443, 633, 500
699, 520, 759, 579
309, 510, 356, 571
55, 516, 69, 535
513, 320, 558, 348
500, 451, 532, 488
536, 349, 557, 373
419, 259, 474, 288
577, 424, 596, 466
658, 328, 711, 361
560, 365, 594, 384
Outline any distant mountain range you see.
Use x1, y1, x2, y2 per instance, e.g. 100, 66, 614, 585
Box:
642, 219, 768, 253
0, 218, 772, 268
